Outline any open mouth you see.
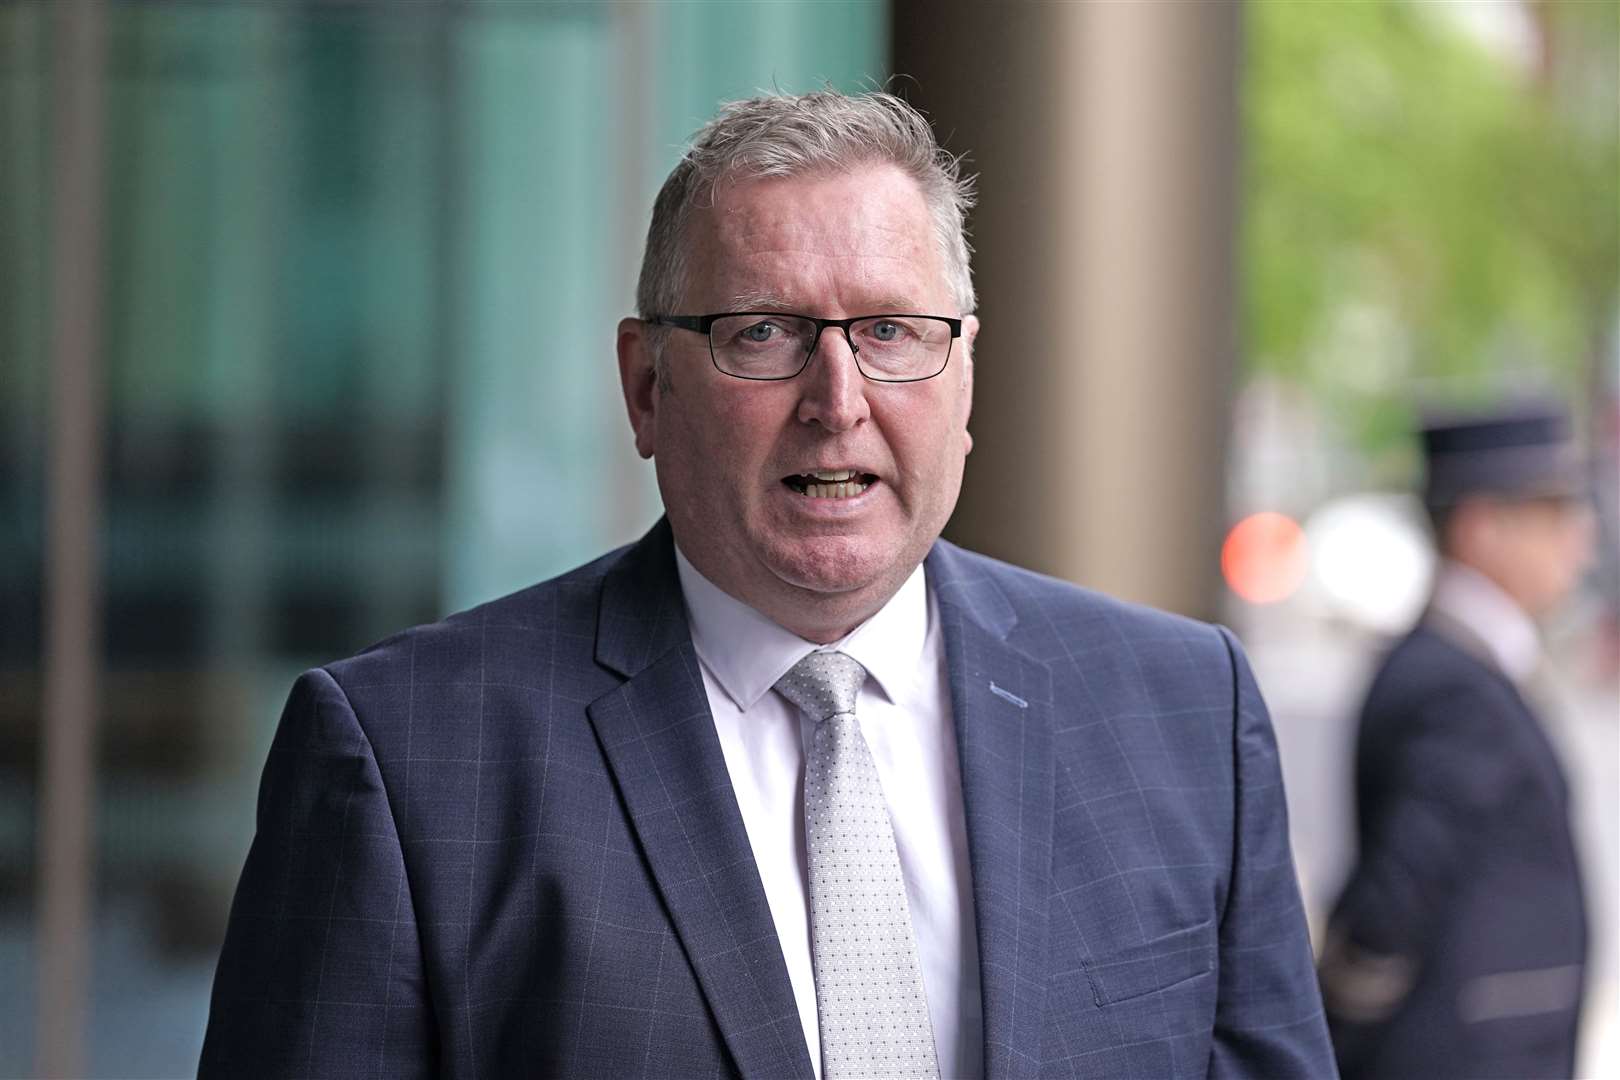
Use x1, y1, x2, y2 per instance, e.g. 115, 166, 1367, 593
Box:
782, 468, 878, 499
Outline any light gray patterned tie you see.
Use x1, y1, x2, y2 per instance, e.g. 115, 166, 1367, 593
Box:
775, 651, 940, 1080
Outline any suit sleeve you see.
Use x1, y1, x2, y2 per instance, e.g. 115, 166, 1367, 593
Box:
1318, 680, 1534, 1045
1206, 627, 1338, 1079
1327, 685, 1527, 960
199, 668, 437, 1080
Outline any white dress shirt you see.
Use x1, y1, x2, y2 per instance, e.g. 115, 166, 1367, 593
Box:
674, 546, 984, 1080
1428, 559, 1541, 685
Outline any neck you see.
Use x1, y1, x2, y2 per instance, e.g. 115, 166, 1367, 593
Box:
1448, 551, 1538, 619
770, 602, 876, 645
744, 578, 893, 644
675, 543, 907, 644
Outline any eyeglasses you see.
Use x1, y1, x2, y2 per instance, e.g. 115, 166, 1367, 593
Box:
649, 312, 962, 383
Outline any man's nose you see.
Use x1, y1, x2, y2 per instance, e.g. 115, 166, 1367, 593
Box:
796, 326, 870, 431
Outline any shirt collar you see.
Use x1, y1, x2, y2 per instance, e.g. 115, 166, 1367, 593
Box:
1428, 558, 1541, 684
673, 543, 931, 713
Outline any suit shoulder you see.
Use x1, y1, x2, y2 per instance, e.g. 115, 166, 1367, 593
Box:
934, 541, 1222, 641
1375, 627, 1488, 677
1365, 627, 1520, 715
321, 541, 633, 690
930, 541, 1232, 677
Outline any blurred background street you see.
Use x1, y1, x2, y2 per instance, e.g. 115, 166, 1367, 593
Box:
1241, 592, 1618, 1079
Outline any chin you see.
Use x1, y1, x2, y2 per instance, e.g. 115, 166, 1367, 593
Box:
759, 531, 898, 598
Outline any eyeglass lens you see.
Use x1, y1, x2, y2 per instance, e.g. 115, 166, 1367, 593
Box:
708, 315, 952, 381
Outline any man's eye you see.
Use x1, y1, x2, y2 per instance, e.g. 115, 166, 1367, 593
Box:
869, 320, 911, 343
740, 322, 779, 343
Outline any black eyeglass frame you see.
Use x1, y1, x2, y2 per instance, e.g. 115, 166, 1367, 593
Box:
648, 312, 963, 383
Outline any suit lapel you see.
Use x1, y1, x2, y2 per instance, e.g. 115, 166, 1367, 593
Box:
588, 522, 813, 1080
929, 543, 1053, 1080
588, 528, 1055, 1079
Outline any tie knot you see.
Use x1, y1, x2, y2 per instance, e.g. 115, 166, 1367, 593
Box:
774, 650, 867, 723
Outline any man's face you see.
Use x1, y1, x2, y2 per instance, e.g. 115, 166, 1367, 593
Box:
1456, 494, 1596, 617
618, 164, 978, 641
1489, 496, 1596, 617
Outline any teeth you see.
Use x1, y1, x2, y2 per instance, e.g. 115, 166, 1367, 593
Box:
810, 469, 857, 482
801, 479, 869, 499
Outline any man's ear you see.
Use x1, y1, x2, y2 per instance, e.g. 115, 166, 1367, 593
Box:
617, 317, 658, 460
959, 314, 979, 456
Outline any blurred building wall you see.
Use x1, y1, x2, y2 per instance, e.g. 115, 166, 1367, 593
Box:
0, 3, 886, 1075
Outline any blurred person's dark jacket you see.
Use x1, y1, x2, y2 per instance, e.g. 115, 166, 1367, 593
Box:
1320, 406, 1590, 1079
1322, 612, 1585, 1078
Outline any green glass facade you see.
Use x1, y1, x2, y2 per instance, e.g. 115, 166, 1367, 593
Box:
0, 3, 885, 1074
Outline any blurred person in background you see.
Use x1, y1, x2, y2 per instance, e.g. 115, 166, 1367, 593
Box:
1319, 403, 1595, 1079
199, 90, 1334, 1079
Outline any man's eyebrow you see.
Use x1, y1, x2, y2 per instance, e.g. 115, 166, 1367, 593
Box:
724, 288, 796, 311
721, 290, 933, 314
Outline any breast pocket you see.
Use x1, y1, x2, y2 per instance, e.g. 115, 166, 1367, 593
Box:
1082, 919, 1215, 1006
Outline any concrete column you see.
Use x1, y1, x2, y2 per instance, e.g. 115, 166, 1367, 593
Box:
894, 0, 1242, 620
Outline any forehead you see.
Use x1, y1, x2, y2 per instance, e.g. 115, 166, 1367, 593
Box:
682, 164, 947, 310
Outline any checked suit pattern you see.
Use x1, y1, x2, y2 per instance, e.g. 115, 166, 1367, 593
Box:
200, 519, 1335, 1079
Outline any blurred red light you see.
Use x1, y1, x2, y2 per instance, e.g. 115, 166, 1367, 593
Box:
1222, 511, 1308, 605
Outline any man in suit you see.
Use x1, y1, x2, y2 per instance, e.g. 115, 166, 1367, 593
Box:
1320, 405, 1594, 1079
201, 90, 1333, 1078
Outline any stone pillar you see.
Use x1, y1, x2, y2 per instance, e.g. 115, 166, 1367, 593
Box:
894, 0, 1243, 620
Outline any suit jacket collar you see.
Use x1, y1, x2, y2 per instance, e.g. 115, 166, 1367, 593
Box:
589, 519, 815, 1079
594, 521, 1028, 680
927, 541, 1054, 1080
593, 517, 692, 681
591, 522, 1054, 1080
1424, 559, 1540, 685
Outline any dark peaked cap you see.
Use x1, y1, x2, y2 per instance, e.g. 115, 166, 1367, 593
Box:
1421, 402, 1585, 509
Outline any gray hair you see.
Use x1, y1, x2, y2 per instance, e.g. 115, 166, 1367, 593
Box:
635, 91, 977, 336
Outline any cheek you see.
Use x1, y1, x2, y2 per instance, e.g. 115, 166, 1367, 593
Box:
1527, 525, 1581, 590
1566, 518, 1597, 564
677, 398, 786, 499
898, 409, 971, 502
667, 387, 760, 452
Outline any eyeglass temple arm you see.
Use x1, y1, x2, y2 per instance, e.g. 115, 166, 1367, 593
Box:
648, 315, 706, 332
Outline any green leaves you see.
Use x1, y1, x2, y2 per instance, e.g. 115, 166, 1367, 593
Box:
1244, 0, 1617, 451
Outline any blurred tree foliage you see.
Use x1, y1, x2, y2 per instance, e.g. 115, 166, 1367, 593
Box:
1244, 0, 1618, 455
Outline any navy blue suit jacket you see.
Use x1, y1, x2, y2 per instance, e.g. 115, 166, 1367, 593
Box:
1322, 623, 1586, 1079
201, 520, 1333, 1078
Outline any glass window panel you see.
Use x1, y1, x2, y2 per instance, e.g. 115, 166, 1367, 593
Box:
2, 3, 888, 1076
